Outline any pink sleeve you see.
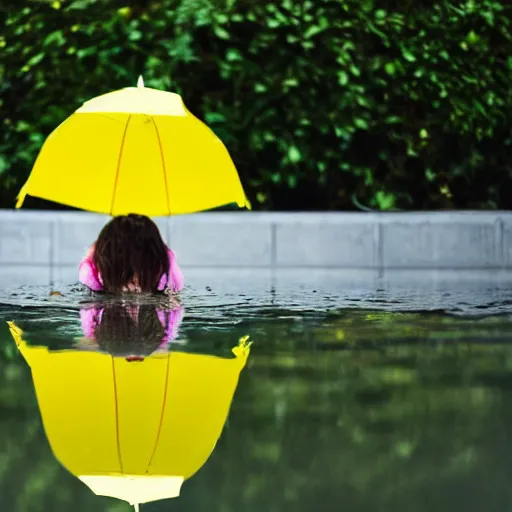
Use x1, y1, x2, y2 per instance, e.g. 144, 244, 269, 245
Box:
168, 249, 184, 292
157, 248, 184, 292
79, 306, 102, 338
157, 305, 185, 345
78, 245, 103, 292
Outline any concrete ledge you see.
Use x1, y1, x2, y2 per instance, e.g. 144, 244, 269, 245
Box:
0, 210, 511, 286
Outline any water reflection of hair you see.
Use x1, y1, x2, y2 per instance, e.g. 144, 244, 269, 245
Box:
79, 301, 185, 357
95, 304, 165, 356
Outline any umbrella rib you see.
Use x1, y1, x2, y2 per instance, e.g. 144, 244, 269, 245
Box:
110, 114, 132, 216
150, 117, 171, 216
112, 356, 124, 473
145, 354, 171, 473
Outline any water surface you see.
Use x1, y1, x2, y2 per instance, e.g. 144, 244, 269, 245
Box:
1, 270, 512, 512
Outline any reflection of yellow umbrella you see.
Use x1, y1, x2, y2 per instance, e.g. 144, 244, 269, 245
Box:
15, 77, 250, 216
8, 321, 251, 508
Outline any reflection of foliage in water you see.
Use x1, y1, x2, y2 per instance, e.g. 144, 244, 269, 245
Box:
2, 311, 512, 511
183, 344, 512, 512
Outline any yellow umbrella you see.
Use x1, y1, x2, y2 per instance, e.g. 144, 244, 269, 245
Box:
15, 77, 251, 216
8, 321, 251, 508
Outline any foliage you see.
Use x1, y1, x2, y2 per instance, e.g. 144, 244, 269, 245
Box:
0, 0, 512, 210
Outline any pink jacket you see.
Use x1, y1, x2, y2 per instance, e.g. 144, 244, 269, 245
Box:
78, 245, 184, 293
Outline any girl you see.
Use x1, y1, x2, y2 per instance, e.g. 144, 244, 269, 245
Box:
79, 214, 184, 294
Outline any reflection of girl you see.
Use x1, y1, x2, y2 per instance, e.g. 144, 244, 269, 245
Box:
79, 214, 184, 294
78, 301, 184, 359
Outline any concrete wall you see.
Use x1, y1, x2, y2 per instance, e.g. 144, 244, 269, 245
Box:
0, 210, 510, 287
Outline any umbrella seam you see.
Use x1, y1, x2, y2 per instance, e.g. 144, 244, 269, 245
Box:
150, 117, 171, 216
110, 115, 132, 216
112, 357, 124, 473
145, 354, 171, 473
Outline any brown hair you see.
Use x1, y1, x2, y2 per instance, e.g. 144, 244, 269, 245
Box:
93, 214, 169, 294
94, 303, 166, 357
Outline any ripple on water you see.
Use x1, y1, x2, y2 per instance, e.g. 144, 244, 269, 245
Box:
0, 270, 511, 331
1, 269, 512, 317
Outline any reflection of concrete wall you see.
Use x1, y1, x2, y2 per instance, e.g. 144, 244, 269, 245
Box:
0, 210, 511, 287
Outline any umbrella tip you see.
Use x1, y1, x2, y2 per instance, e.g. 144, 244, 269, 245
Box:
137, 75, 145, 88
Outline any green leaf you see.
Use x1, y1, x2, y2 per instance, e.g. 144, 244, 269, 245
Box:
356, 95, 371, 108
334, 126, 351, 139
128, 30, 142, 41
466, 30, 480, 44
401, 48, 416, 62
367, 22, 389, 44
304, 18, 329, 39
44, 31, 65, 46
283, 77, 298, 87
473, 101, 488, 117
256, 192, 266, 203
354, 118, 369, 130
77, 47, 96, 59
16, 121, 31, 132
68, 0, 96, 9
27, 53, 44, 66
287, 175, 297, 188
214, 26, 230, 39
350, 65, 360, 77
385, 116, 402, 124
0, 156, 7, 175
226, 48, 242, 61
117, 6, 131, 16
337, 71, 349, 85
288, 145, 302, 163
375, 191, 395, 210
215, 13, 229, 24
425, 168, 436, 182
205, 112, 226, 124
364, 168, 373, 185
384, 62, 395, 75
29, 133, 44, 144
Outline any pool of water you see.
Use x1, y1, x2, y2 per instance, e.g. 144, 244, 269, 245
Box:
1, 270, 512, 512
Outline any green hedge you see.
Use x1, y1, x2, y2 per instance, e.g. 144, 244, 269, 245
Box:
1, 0, 511, 210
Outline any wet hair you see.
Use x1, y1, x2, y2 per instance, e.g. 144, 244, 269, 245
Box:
94, 303, 166, 357
93, 214, 169, 294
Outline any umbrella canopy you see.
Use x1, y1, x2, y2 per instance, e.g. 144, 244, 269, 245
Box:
15, 77, 250, 216
8, 321, 251, 506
